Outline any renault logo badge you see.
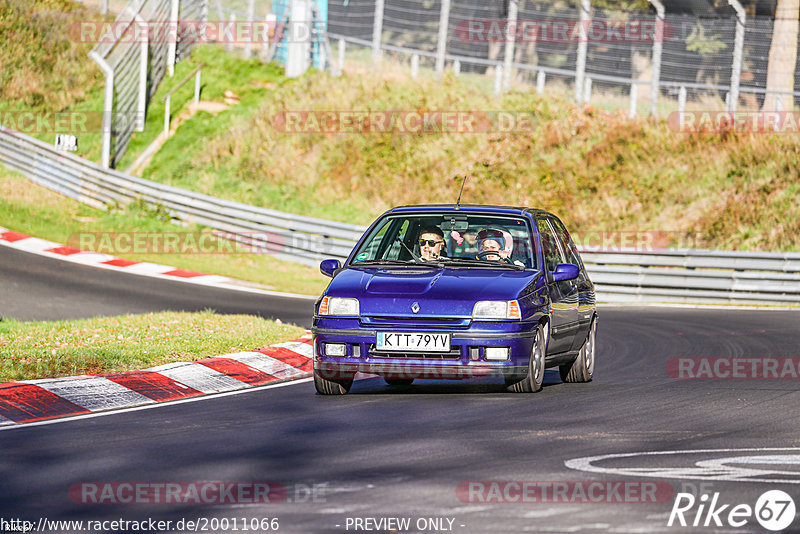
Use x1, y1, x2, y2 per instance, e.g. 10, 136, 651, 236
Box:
411, 302, 420, 313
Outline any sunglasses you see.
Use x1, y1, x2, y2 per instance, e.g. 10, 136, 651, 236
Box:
419, 239, 443, 247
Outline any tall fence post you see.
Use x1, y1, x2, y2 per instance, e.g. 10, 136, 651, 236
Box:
134, 9, 148, 132
502, 0, 518, 93
575, 0, 590, 103
629, 83, 638, 118
728, 0, 746, 113
648, 0, 665, 116
89, 51, 114, 168
226, 13, 235, 53
167, 0, 180, 76
678, 85, 687, 114
194, 68, 201, 104
244, 0, 255, 59
372, 0, 384, 62
435, 0, 451, 76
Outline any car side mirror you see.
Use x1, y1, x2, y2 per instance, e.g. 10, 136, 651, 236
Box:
320, 259, 341, 278
552, 263, 579, 282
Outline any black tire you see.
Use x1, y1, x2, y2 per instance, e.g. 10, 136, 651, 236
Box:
560, 317, 596, 383
314, 369, 353, 395
384, 378, 414, 386
506, 324, 546, 393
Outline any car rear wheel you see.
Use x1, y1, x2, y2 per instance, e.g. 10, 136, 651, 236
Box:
314, 369, 353, 395
560, 317, 596, 383
384, 378, 414, 386
506, 324, 545, 393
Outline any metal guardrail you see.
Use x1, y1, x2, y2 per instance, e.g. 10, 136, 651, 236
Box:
1, 127, 798, 304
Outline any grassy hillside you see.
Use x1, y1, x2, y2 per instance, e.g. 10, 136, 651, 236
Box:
140, 61, 800, 252
1, 2, 797, 253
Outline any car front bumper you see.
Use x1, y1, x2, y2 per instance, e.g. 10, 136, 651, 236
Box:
311, 323, 538, 380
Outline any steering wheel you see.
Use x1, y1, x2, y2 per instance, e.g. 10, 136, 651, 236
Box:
476, 251, 514, 264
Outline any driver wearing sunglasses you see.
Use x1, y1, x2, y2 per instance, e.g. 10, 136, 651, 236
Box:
418, 225, 445, 262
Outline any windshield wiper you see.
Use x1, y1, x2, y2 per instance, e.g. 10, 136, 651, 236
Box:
353, 259, 415, 265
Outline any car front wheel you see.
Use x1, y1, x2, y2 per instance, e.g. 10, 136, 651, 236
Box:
560, 317, 596, 383
506, 324, 546, 393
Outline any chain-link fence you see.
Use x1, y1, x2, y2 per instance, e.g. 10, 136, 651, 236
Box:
88, 0, 208, 168
328, 0, 800, 116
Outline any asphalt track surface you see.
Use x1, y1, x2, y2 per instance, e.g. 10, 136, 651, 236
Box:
2, 248, 800, 533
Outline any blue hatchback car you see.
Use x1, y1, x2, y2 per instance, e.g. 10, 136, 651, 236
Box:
312, 204, 596, 394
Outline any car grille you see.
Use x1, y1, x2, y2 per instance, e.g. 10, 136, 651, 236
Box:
367, 344, 462, 360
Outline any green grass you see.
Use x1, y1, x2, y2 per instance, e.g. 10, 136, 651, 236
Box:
132, 55, 800, 252
0, 166, 330, 296
115, 45, 287, 171
0, 311, 305, 382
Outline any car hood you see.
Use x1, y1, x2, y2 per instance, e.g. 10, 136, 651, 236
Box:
326, 266, 539, 318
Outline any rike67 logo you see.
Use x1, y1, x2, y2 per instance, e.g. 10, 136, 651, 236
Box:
668, 490, 796, 531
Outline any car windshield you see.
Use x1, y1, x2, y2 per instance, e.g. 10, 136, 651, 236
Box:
350, 212, 537, 269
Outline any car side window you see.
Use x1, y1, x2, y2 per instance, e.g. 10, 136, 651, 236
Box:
549, 217, 584, 270
536, 219, 566, 272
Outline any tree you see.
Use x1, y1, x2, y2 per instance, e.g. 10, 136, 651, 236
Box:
762, 0, 799, 111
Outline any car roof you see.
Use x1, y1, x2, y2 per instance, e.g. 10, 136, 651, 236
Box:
385, 204, 555, 218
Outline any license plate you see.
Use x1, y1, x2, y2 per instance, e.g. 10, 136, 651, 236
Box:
376, 332, 451, 352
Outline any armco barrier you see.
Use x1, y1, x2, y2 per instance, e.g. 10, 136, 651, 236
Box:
1, 128, 798, 304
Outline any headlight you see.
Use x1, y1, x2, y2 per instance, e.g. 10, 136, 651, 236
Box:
319, 296, 360, 316
472, 300, 521, 320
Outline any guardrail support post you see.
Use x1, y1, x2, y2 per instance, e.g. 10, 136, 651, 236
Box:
453, 59, 460, 76
629, 83, 638, 118
435, 0, 451, 76
536, 70, 545, 94
338, 38, 345, 72
494, 65, 503, 95
164, 95, 171, 138
410, 54, 419, 79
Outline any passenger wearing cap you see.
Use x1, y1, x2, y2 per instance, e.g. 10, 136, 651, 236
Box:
477, 227, 524, 266
418, 225, 445, 262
